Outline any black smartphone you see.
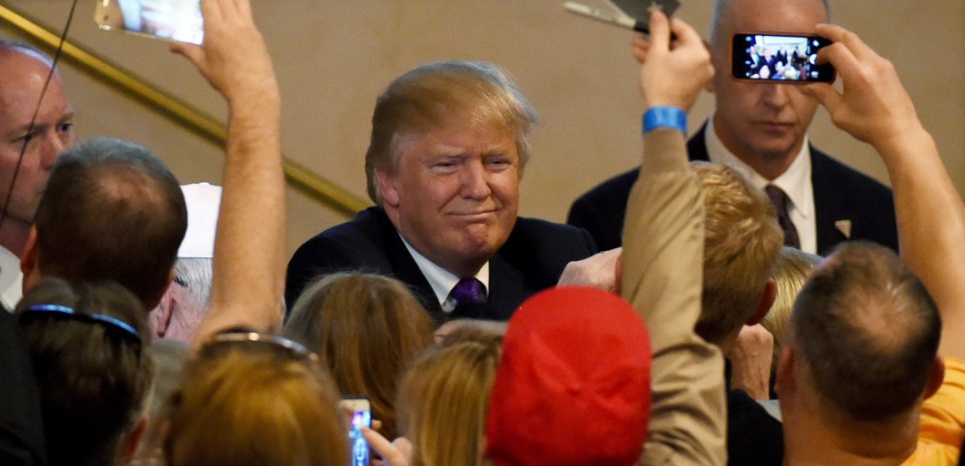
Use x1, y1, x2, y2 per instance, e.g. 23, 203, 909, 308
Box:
94, 0, 204, 45
731, 33, 835, 83
340, 397, 371, 466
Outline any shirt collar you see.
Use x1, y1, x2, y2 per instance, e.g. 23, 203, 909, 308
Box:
399, 234, 490, 307
706, 116, 814, 220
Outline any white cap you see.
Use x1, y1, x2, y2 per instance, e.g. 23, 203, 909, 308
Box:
178, 183, 222, 258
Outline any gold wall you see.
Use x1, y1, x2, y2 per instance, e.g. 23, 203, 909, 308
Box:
2, 0, 963, 258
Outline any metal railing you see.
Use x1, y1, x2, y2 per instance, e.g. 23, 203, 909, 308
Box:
0, 3, 369, 218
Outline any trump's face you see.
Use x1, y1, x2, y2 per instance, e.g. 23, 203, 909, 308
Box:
377, 122, 520, 278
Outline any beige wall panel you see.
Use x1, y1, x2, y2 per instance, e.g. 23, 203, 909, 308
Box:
2, 0, 963, 260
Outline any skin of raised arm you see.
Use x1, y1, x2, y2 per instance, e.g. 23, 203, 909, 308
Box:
621, 12, 725, 466
173, 0, 286, 345
802, 23, 965, 360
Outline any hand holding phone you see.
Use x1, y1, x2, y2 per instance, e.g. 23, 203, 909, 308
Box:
731, 33, 835, 83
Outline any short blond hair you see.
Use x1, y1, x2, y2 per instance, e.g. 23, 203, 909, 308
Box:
762, 246, 820, 355
692, 162, 784, 344
397, 338, 501, 466
364, 61, 539, 206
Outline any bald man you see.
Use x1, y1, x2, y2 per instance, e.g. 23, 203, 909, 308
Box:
0, 39, 74, 309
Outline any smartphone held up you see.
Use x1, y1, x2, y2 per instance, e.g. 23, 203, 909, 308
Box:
94, 0, 204, 45
732, 33, 835, 83
340, 397, 372, 466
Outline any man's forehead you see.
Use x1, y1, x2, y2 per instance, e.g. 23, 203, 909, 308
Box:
0, 52, 71, 131
721, 0, 827, 32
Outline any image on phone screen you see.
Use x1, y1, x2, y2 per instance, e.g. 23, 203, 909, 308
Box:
94, 0, 204, 45
731, 33, 835, 83
348, 408, 371, 466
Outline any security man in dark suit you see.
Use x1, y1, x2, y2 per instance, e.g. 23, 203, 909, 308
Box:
287, 61, 597, 323
567, 0, 897, 257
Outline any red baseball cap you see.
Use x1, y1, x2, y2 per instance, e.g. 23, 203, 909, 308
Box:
485, 286, 652, 466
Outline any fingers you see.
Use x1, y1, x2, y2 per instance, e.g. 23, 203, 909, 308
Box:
362, 428, 408, 466
631, 34, 651, 64
201, 0, 223, 24
668, 16, 702, 48
815, 23, 873, 62
800, 82, 841, 110
647, 10, 671, 52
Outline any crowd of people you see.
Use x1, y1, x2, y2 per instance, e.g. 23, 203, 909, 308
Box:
0, 0, 963, 465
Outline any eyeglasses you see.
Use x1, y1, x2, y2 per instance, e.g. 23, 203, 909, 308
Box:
200, 331, 320, 365
18, 304, 142, 347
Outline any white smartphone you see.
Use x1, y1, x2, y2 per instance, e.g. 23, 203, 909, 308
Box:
340, 397, 371, 466
94, 0, 204, 45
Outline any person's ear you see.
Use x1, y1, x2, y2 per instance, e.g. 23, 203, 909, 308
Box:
747, 278, 777, 326
145, 268, 175, 311
119, 415, 149, 464
704, 39, 716, 93
613, 253, 624, 296
151, 287, 176, 338
375, 170, 400, 208
774, 345, 796, 397
20, 226, 41, 294
924, 356, 946, 399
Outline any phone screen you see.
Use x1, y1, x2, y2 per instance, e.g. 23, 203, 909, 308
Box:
94, 0, 204, 45
342, 399, 371, 466
731, 33, 835, 83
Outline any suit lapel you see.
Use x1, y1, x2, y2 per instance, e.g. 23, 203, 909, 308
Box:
373, 210, 447, 320
485, 252, 527, 321
810, 149, 849, 254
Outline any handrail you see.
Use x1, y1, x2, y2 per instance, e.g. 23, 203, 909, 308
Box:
0, 3, 369, 218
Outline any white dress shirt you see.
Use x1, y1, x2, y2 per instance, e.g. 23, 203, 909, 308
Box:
706, 117, 817, 254
400, 235, 490, 313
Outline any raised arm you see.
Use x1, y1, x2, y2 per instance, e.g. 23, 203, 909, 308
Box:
803, 24, 965, 360
173, 0, 286, 344
619, 12, 724, 466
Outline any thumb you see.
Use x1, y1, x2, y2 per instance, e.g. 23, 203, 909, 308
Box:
647, 10, 671, 52
800, 83, 840, 110
170, 42, 205, 69
362, 428, 407, 466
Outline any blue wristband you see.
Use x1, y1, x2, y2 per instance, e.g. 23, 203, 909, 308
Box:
643, 106, 687, 135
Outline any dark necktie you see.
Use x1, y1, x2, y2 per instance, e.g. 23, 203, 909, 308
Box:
446, 277, 488, 319
765, 184, 801, 249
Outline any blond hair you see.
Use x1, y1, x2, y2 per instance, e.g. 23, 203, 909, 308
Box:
163, 343, 348, 466
398, 338, 501, 466
692, 161, 784, 344
762, 246, 820, 355
364, 61, 539, 205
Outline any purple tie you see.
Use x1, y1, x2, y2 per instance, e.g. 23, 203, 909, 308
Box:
447, 278, 487, 319
765, 184, 801, 249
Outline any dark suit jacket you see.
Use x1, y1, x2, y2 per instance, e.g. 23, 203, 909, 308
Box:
0, 310, 46, 466
567, 124, 899, 255
286, 207, 598, 322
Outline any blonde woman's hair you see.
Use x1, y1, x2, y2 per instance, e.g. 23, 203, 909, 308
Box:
284, 272, 435, 440
398, 337, 501, 466
163, 341, 348, 466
